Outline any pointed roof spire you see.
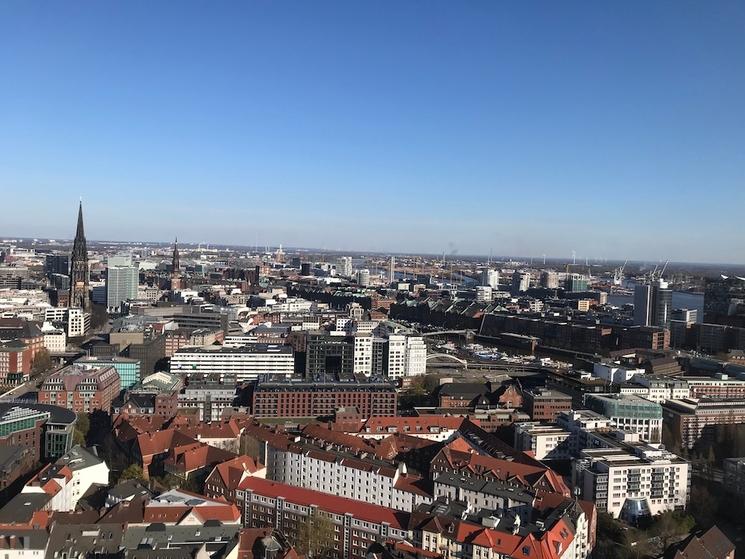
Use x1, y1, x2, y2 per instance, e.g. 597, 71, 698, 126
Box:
76, 200, 85, 240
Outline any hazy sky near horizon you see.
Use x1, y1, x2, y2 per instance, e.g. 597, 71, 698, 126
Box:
1, 1, 744, 263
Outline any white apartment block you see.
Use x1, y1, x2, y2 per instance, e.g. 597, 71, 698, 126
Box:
266, 445, 431, 512
385, 334, 426, 380
353, 334, 374, 376
513, 422, 572, 460
475, 285, 493, 303
572, 445, 690, 521
170, 344, 293, 382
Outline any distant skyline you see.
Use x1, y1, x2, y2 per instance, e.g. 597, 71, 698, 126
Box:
2, 2, 744, 263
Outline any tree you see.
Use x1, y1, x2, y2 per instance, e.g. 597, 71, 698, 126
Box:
73, 429, 86, 446
120, 464, 146, 482
652, 511, 695, 550
32, 348, 52, 376
295, 513, 336, 559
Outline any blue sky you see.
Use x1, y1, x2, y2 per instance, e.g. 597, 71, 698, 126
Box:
1, 1, 743, 262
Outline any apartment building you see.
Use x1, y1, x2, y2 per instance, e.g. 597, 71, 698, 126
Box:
265, 441, 431, 512
572, 444, 690, 521
238, 477, 409, 559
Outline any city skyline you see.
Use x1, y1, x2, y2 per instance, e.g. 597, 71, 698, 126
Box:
2, 2, 744, 262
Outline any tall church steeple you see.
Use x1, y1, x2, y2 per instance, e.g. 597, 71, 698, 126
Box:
69, 201, 90, 310
170, 237, 182, 290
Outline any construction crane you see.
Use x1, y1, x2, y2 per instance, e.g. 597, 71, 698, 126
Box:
613, 259, 628, 286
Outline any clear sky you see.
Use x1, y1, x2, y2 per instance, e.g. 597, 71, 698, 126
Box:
1, 1, 743, 263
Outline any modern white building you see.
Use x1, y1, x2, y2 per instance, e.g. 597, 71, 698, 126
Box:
513, 422, 572, 460
353, 333, 374, 375
585, 394, 664, 443
170, 344, 294, 382
356, 269, 371, 287
337, 256, 353, 278
44, 307, 90, 338
481, 268, 499, 289
475, 285, 493, 303
385, 334, 426, 379
572, 444, 690, 521
592, 361, 646, 384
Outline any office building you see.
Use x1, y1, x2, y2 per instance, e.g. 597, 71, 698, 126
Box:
672, 308, 698, 325
511, 270, 531, 293
0, 403, 77, 463
171, 344, 293, 383
76, 356, 141, 390
481, 268, 499, 288
252, 377, 397, 418
704, 276, 745, 325
565, 273, 589, 292
45, 254, 69, 278
572, 444, 690, 520
618, 375, 690, 403
634, 279, 673, 327
38, 364, 121, 413
540, 270, 560, 289
0, 340, 32, 385
357, 268, 371, 287
585, 394, 663, 443
522, 388, 572, 421
106, 254, 138, 313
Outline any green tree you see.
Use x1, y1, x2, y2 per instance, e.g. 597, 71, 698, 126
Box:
73, 429, 86, 446
31, 348, 52, 376
295, 513, 336, 559
120, 464, 146, 482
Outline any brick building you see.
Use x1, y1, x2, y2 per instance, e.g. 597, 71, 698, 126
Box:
237, 477, 409, 559
661, 397, 745, 449
252, 378, 396, 419
39, 364, 121, 413
523, 388, 573, 421
0, 340, 32, 385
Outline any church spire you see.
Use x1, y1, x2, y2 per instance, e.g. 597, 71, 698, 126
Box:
69, 201, 90, 311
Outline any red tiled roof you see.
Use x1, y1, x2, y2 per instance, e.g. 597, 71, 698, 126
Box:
239, 477, 409, 530
209, 455, 264, 490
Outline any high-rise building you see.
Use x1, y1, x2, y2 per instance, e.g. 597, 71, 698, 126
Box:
565, 273, 589, 292
481, 268, 499, 288
337, 256, 353, 277
388, 256, 395, 285
68, 202, 90, 311
540, 270, 560, 289
45, 254, 69, 278
704, 276, 745, 326
634, 279, 672, 327
357, 269, 371, 287
106, 254, 138, 313
511, 270, 531, 293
